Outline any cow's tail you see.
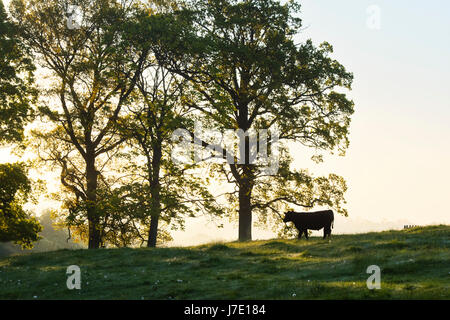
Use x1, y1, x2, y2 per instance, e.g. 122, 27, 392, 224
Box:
331, 211, 334, 229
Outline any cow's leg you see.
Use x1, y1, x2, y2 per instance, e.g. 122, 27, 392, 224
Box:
297, 229, 302, 239
324, 225, 331, 239
304, 229, 309, 240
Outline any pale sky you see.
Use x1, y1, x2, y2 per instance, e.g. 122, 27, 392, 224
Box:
291, 0, 450, 223
1, 0, 449, 246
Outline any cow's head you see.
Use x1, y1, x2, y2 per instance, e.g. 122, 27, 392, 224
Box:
283, 211, 295, 222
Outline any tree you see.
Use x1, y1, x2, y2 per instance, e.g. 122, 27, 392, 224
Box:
0, 1, 40, 249
153, 0, 354, 241
0, 163, 42, 249
0, 0, 36, 144
86, 1, 223, 248
122, 64, 222, 247
10, 0, 150, 248
0, 210, 83, 257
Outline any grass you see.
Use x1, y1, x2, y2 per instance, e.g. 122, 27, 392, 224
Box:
0, 225, 449, 300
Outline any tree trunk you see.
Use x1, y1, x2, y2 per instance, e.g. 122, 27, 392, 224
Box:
147, 214, 159, 248
86, 154, 100, 249
147, 142, 162, 248
236, 119, 254, 242
238, 177, 253, 241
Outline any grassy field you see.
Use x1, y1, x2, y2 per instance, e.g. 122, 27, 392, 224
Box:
0, 225, 449, 300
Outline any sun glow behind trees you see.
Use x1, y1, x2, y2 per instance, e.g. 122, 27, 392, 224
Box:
1, 0, 449, 247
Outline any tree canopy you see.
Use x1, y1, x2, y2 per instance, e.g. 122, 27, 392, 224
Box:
10, 0, 150, 248
0, 163, 42, 249
3, 0, 356, 247
150, 0, 354, 240
0, 0, 36, 143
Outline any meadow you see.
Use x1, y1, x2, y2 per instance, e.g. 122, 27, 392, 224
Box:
0, 225, 448, 300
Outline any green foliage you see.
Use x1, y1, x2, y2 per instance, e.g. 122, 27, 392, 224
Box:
5, 0, 356, 246
0, 210, 83, 257
117, 62, 223, 247
60, 182, 179, 247
0, 163, 42, 249
0, 225, 448, 299
0, 0, 36, 144
10, 0, 151, 247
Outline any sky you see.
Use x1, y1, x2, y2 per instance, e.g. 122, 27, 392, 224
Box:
1, 0, 450, 246
291, 0, 450, 224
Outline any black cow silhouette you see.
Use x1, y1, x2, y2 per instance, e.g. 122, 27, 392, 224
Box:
283, 210, 334, 239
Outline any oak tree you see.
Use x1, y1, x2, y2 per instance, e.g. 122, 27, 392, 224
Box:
153, 0, 354, 240
11, 0, 149, 248
0, 0, 36, 144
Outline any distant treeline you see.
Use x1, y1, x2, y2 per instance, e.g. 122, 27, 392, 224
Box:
0, 211, 84, 258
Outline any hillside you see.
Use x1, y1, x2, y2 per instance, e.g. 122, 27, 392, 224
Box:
0, 225, 449, 299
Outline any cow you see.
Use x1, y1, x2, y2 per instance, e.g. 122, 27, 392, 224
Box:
283, 210, 334, 239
